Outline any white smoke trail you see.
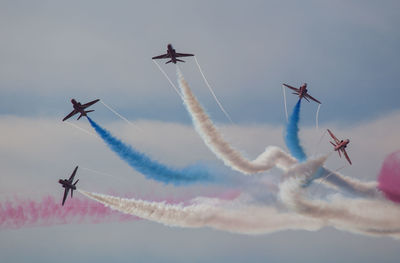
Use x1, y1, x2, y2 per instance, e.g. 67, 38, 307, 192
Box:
322, 170, 378, 197
100, 100, 142, 132
176, 69, 378, 195
177, 69, 297, 174
282, 85, 288, 122
279, 157, 400, 238
64, 121, 100, 140
79, 157, 393, 237
153, 60, 183, 99
79, 189, 321, 234
194, 56, 234, 124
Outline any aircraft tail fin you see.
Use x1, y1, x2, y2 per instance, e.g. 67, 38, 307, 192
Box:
78, 110, 94, 120
71, 179, 79, 198
176, 59, 185, 63
166, 60, 173, 64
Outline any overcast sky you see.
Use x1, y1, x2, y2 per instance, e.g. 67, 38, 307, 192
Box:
1, 0, 399, 124
1, 1, 400, 262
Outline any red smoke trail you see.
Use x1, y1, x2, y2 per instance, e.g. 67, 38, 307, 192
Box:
0, 190, 241, 229
0, 195, 137, 229
378, 150, 400, 203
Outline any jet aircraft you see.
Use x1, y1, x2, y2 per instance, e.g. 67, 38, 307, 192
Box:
327, 129, 352, 165
283, 83, 321, 104
62, 98, 100, 121
152, 44, 194, 64
59, 166, 79, 206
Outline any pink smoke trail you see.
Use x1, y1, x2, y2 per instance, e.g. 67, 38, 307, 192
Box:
0, 189, 242, 230
0, 195, 137, 229
378, 150, 400, 203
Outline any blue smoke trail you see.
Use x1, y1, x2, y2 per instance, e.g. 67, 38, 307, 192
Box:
285, 99, 307, 162
87, 117, 214, 185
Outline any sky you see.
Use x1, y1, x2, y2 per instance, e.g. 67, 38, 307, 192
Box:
1, 0, 400, 262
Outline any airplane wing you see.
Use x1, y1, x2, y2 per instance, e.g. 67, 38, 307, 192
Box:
175, 53, 194, 57
342, 149, 352, 165
327, 129, 340, 144
305, 94, 321, 104
62, 109, 78, 122
68, 166, 79, 183
62, 188, 69, 206
152, 54, 170, 59
283, 84, 299, 92
82, 99, 100, 108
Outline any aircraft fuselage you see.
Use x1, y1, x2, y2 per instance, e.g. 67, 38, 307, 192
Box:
167, 44, 177, 64
58, 179, 77, 190
71, 99, 86, 116
298, 84, 308, 99
334, 139, 350, 151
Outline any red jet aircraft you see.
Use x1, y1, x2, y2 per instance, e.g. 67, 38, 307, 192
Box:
58, 166, 79, 206
327, 129, 352, 165
283, 83, 321, 104
152, 44, 194, 64
62, 98, 100, 121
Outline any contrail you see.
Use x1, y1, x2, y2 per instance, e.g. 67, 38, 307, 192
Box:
100, 100, 142, 132
86, 117, 214, 185
64, 121, 100, 139
81, 166, 114, 178
285, 99, 307, 162
279, 157, 400, 238
311, 129, 327, 157
315, 104, 321, 131
153, 60, 183, 99
0, 195, 136, 229
193, 57, 234, 124
282, 85, 288, 122
177, 69, 297, 174
79, 189, 321, 235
